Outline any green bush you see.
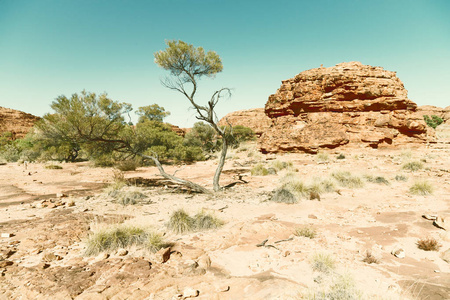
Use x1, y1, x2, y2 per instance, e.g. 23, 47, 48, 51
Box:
295, 226, 316, 239
336, 153, 346, 160
423, 115, 443, 129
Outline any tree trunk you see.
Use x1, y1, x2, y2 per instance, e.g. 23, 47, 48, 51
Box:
213, 135, 228, 192
139, 154, 211, 194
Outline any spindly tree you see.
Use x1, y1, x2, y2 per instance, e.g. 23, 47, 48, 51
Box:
155, 40, 232, 192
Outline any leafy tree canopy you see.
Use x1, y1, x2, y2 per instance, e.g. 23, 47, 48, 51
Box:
136, 104, 170, 123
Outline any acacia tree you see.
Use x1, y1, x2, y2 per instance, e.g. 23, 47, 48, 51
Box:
155, 40, 232, 192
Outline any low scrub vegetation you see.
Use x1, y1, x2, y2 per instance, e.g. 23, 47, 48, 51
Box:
362, 250, 379, 264
295, 226, 317, 239
316, 151, 329, 163
423, 115, 443, 129
336, 153, 346, 160
364, 175, 390, 185
270, 160, 294, 171
251, 163, 269, 176
115, 160, 139, 171
85, 224, 167, 255
402, 161, 423, 172
45, 164, 63, 169
308, 274, 362, 300
331, 171, 364, 188
271, 188, 298, 204
417, 237, 441, 251
167, 209, 224, 234
311, 252, 335, 273
394, 174, 408, 182
409, 180, 434, 195
111, 188, 147, 205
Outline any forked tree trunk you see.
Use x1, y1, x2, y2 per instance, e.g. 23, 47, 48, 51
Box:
213, 135, 228, 192
139, 154, 211, 194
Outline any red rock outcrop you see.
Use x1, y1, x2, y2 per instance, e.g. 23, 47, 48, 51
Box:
260, 62, 430, 153
415, 105, 450, 124
218, 108, 272, 136
0, 107, 40, 140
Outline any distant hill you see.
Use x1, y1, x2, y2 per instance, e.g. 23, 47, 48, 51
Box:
0, 107, 41, 139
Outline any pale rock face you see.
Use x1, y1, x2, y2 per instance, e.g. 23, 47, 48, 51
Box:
260, 62, 432, 153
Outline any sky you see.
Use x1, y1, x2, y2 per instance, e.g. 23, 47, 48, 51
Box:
0, 0, 449, 127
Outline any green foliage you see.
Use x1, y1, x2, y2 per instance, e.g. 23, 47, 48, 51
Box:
115, 160, 139, 171
154, 40, 223, 78
45, 164, 63, 170
331, 171, 364, 188
136, 104, 170, 123
336, 153, 346, 160
251, 163, 269, 176
402, 161, 423, 172
228, 125, 256, 144
270, 160, 293, 171
423, 115, 443, 129
85, 224, 167, 255
409, 180, 433, 195
184, 122, 220, 153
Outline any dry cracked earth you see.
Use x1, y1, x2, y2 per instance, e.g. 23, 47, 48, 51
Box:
0, 132, 449, 299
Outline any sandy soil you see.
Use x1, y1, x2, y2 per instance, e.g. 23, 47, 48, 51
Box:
0, 139, 449, 299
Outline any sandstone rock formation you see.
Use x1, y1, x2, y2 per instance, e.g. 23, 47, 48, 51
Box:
260, 62, 431, 153
0, 107, 40, 140
415, 105, 450, 125
218, 108, 271, 136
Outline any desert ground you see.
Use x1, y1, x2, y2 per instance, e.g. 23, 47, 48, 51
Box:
0, 126, 449, 300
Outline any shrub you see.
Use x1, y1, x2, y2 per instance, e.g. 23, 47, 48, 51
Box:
336, 153, 346, 160
309, 178, 336, 194
311, 252, 335, 273
230, 125, 256, 143
115, 160, 138, 171
423, 115, 443, 129
362, 250, 379, 264
316, 152, 329, 163
85, 225, 167, 255
417, 237, 441, 251
394, 174, 408, 182
331, 171, 364, 188
270, 160, 293, 171
193, 211, 224, 230
409, 180, 433, 195
167, 209, 194, 234
271, 188, 298, 204
282, 180, 309, 199
251, 163, 269, 176
167, 209, 224, 233
312, 274, 362, 300
364, 175, 389, 185
295, 226, 316, 239
45, 164, 63, 169
113, 189, 147, 205
402, 161, 423, 172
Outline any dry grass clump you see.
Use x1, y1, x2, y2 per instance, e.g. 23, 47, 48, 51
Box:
295, 226, 317, 239
402, 161, 424, 172
309, 178, 336, 194
316, 151, 329, 163
113, 189, 147, 205
271, 188, 297, 204
409, 180, 434, 195
45, 164, 63, 169
364, 175, 390, 185
251, 163, 269, 176
336, 153, 346, 160
167, 209, 224, 234
331, 171, 364, 188
417, 237, 441, 251
311, 252, 335, 273
310, 274, 362, 300
85, 224, 167, 255
270, 160, 294, 171
362, 250, 379, 264
115, 160, 139, 171
394, 174, 408, 182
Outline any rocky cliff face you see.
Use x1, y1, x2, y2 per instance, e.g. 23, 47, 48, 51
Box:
260, 62, 430, 153
0, 107, 40, 139
218, 108, 271, 136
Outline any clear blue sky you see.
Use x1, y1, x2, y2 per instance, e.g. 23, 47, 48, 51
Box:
1, 0, 449, 127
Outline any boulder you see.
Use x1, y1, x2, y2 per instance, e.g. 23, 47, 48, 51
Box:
260, 62, 431, 153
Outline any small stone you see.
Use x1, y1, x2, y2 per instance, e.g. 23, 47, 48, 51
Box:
95, 253, 109, 261
282, 251, 291, 257
38, 262, 51, 269
116, 249, 128, 256
308, 214, 318, 219
67, 200, 75, 207
56, 193, 67, 198
156, 247, 171, 263
0, 260, 13, 268
197, 254, 211, 269
42, 252, 62, 262
183, 287, 199, 298
391, 247, 405, 259
441, 248, 450, 263
357, 230, 364, 234
433, 216, 447, 231
216, 285, 230, 292
1, 233, 13, 238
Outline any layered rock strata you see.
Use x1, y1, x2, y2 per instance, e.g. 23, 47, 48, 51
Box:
218, 108, 272, 136
260, 62, 430, 153
0, 107, 40, 139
